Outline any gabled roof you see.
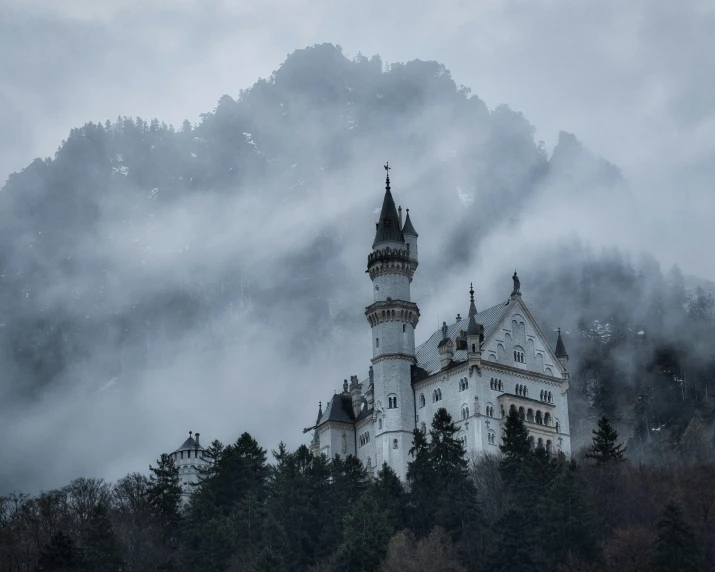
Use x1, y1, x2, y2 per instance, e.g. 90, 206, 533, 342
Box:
372, 180, 404, 248
317, 392, 371, 427
415, 300, 510, 375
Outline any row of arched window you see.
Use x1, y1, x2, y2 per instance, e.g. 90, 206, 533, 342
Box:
515, 384, 528, 397
540, 390, 553, 403
388, 395, 398, 408
459, 377, 469, 391
173, 450, 202, 462
432, 388, 443, 402
461, 406, 470, 419
485, 405, 495, 417
509, 404, 555, 427
514, 349, 525, 363
359, 432, 371, 447
529, 437, 554, 454
490, 377, 504, 391
487, 431, 497, 445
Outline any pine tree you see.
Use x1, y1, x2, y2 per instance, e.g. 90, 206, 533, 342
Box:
252, 546, 286, 572
37, 531, 82, 572
585, 417, 626, 464
81, 503, 123, 572
146, 453, 183, 526
499, 408, 532, 487
651, 500, 702, 572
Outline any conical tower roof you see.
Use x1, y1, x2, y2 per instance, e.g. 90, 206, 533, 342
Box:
402, 209, 418, 237
372, 164, 405, 248
555, 328, 568, 359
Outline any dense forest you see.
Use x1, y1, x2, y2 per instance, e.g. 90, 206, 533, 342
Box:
0, 42, 714, 490
1, 410, 710, 572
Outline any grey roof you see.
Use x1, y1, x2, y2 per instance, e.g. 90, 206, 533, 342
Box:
317, 391, 372, 427
175, 436, 203, 452
416, 300, 510, 375
402, 210, 418, 237
467, 312, 483, 336
372, 180, 405, 248
555, 329, 568, 358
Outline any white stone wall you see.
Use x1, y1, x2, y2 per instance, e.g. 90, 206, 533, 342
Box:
371, 319, 415, 357
373, 273, 411, 302
171, 448, 210, 500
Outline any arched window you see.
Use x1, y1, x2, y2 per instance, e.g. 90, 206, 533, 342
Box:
376, 337, 380, 348
544, 412, 552, 426
499, 380, 503, 391
555, 420, 560, 433
540, 390, 544, 401
472, 343, 476, 352
388, 395, 398, 409
393, 439, 398, 449
510, 404, 516, 414
433, 388, 442, 402
529, 436, 535, 449
488, 431, 496, 445
419, 394, 425, 408
515, 383, 520, 395
537, 438, 544, 449
518, 406, 525, 421
403, 324, 406, 333
378, 418, 383, 430
527, 408, 534, 423
437, 388, 442, 401
459, 378, 468, 391
535, 411, 543, 425
523, 386, 528, 397
546, 440, 553, 455
461, 405, 469, 419
490, 378, 495, 389
548, 391, 553, 403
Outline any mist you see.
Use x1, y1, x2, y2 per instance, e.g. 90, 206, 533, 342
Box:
1, 0, 714, 494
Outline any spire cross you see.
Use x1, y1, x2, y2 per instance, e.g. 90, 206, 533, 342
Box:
384, 162, 391, 189
469, 282, 475, 303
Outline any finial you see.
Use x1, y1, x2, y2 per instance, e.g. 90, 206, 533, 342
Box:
384, 162, 391, 189
189, 431, 192, 437
469, 282, 474, 302
442, 321, 448, 340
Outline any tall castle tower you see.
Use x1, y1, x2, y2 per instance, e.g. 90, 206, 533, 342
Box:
364, 164, 419, 480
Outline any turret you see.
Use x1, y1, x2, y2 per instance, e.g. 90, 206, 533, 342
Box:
555, 328, 569, 370
349, 375, 363, 418
402, 208, 418, 269
438, 322, 454, 369
364, 163, 420, 481
365, 366, 375, 409
171, 431, 210, 503
466, 284, 484, 376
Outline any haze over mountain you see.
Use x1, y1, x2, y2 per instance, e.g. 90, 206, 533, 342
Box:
1, 35, 713, 493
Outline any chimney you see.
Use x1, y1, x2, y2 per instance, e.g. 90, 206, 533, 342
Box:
195, 433, 200, 446
398, 206, 403, 228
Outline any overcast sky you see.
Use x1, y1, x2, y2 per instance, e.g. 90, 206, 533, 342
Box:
1, 0, 714, 490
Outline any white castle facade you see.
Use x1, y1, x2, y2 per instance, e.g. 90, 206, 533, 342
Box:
169, 167, 572, 491
306, 167, 572, 481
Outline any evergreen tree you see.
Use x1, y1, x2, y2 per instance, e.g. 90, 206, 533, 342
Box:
37, 531, 82, 572
146, 453, 183, 526
651, 500, 702, 572
81, 503, 123, 572
252, 546, 287, 572
499, 408, 532, 487
585, 417, 626, 464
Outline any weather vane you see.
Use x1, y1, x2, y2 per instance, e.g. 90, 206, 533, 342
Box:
384, 162, 390, 172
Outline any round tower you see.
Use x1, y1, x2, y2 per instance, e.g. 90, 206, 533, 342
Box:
364, 164, 419, 480
171, 431, 209, 503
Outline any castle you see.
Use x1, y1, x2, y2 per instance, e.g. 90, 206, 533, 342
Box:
305, 166, 571, 481
169, 166, 572, 492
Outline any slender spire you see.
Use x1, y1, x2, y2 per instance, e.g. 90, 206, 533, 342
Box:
402, 208, 418, 237
468, 282, 477, 319
315, 401, 323, 425
555, 328, 568, 359
372, 163, 405, 248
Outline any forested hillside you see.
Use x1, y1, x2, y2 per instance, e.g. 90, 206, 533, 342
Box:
0, 43, 713, 488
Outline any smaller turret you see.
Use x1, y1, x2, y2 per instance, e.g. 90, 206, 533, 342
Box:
402, 208, 418, 267
310, 402, 323, 456
555, 328, 569, 370
365, 366, 375, 409
437, 322, 454, 369
466, 285, 484, 375
349, 375, 363, 418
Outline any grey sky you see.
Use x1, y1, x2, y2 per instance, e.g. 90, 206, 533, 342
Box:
1, 0, 714, 491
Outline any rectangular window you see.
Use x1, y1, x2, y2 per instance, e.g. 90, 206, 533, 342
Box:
180, 451, 183, 459
403, 324, 406, 333
187, 450, 191, 458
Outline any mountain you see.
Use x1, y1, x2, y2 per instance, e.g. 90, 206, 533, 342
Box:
0, 43, 711, 476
